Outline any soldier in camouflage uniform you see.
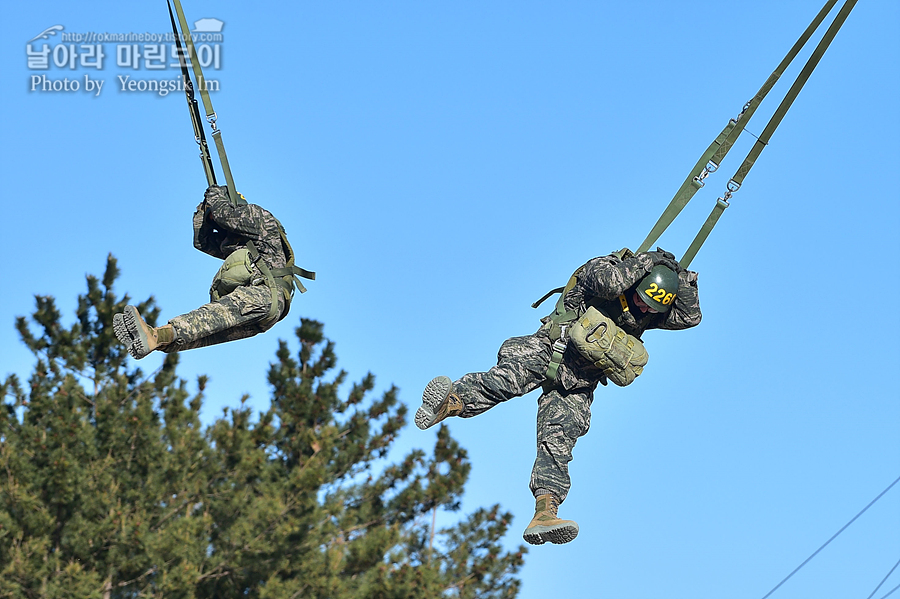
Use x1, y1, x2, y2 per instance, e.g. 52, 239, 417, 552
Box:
114, 185, 308, 359
416, 248, 701, 545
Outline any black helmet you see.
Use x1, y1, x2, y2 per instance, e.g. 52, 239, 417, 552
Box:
636, 266, 679, 312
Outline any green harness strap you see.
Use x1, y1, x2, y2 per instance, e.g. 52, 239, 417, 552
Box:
170, 0, 239, 206
245, 223, 316, 324
679, 0, 857, 269
534, 249, 634, 382
731, 0, 858, 193
636, 0, 842, 256
543, 270, 581, 381
167, 1, 216, 187
680, 199, 729, 269
269, 224, 316, 295
244, 242, 284, 325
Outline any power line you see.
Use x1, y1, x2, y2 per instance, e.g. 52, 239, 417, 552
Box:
867, 556, 900, 599
760, 473, 900, 599
876, 581, 900, 599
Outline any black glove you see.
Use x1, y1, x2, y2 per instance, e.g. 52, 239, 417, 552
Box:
652, 247, 683, 273
647, 248, 684, 273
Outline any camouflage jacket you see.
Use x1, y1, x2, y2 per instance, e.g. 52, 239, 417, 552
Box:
192, 185, 288, 270
552, 249, 702, 339
543, 249, 702, 390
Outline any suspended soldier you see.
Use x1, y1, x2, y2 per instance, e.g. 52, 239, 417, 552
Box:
114, 185, 314, 358
416, 248, 701, 545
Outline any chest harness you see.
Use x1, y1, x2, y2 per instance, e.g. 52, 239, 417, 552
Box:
533, 249, 648, 387
209, 222, 316, 324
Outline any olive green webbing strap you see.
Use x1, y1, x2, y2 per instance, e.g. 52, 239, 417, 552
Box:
268, 264, 316, 294
170, 0, 239, 208
636, 120, 735, 254
531, 286, 565, 310
636, 0, 840, 254
245, 242, 284, 324
707, 0, 839, 168
269, 224, 315, 294
680, 199, 728, 269
730, 0, 857, 190
167, 0, 216, 187
680, 0, 857, 269
542, 271, 582, 381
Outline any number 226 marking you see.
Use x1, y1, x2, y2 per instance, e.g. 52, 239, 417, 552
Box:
645, 282, 675, 305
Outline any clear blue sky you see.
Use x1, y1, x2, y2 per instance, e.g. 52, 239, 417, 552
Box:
2, 1, 898, 597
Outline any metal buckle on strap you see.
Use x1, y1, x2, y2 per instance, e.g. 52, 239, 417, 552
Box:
693, 160, 719, 188
551, 324, 569, 353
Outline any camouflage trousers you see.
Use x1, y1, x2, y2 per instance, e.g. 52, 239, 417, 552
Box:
453, 328, 597, 503
165, 284, 284, 352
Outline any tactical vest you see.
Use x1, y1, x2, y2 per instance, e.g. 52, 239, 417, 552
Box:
536, 248, 648, 387
209, 224, 315, 325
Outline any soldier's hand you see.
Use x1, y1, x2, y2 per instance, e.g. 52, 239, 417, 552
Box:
204, 185, 228, 202
648, 248, 682, 273
655, 248, 676, 261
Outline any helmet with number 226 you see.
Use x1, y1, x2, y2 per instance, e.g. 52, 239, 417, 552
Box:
636, 266, 679, 312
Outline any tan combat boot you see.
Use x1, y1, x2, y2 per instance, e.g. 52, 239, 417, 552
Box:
415, 376, 464, 430
522, 494, 579, 545
113, 305, 174, 360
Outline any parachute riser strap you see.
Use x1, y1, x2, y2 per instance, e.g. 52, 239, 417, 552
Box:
730, 0, 857, 191
680, 199, 729, 270
675, 0, 854, 267
211, 131, 239, 208
170, 0, 240, 207
637, 121, 735, 254
709, 0, 840, 168
637, 0, 841, 255
166, 0, 216, 186
196, 104, 217, 186
679, 0, 858, 266
170, 0, 213, 118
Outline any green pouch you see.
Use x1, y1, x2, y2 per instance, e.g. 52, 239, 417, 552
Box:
209, 248, 254, 301
568, 306, 649, 387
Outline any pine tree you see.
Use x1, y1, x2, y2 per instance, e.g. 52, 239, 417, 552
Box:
0, 256, 526, 598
